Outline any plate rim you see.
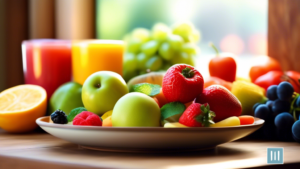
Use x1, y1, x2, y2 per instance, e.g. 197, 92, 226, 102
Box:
36, 116, 264, 132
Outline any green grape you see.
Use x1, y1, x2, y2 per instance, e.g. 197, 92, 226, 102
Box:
152, 23, 170, 42
141, 40, 159, 56
136, 53, 151, 70
127, 38, 142, 54
159, 42, 175, 61
191, 30, 201, 43
189, 55, 196, 66
123, 53, 137, 72
145, 56, 163, 71
168, 34, 184, 51
132, 28, 151, 43
172, 22, 193, 41
171, 52, 193, 65
181, 43, 197, 55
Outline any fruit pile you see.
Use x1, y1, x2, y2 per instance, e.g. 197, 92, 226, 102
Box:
123, 22, 200, 82
253, 81, 300, 141
50, 64, 255, 129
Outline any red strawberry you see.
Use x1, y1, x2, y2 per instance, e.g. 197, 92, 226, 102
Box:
195, 85, 242, 122
179, 103, 215, 127
73, 111, 102, 126
162, 64, 204, 103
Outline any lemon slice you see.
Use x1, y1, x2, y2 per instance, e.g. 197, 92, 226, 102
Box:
0, 85, 47, 133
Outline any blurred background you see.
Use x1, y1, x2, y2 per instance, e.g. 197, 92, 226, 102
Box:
0, 0, 268, 91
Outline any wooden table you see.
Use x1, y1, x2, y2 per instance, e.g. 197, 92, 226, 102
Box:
0, 129, 300, 169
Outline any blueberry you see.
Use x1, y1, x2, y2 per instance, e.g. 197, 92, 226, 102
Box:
272, 99, 290, 115
277, 81, 294, 101
274, 112, 294, 130
292, 120, 300, 142
254, 105, 270, 120
267, 85, 278, 100
295, 96, 300, 107
252, 103, 261, 112
266, 100, 274, 109
51, 110, 68, 124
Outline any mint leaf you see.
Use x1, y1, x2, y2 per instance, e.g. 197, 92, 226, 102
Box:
161, 102, 186, 122
67, 107, 87, 122
132, 83, 161, 96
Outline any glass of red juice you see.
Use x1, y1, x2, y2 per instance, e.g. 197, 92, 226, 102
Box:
22, 39, 72, 98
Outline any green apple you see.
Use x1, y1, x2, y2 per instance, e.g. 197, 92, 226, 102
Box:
82, 71, 128, 115
112, 92, 161, 127
49, 82, 84, 115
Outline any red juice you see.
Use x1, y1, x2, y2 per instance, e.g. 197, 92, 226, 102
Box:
22, 39, 72, 98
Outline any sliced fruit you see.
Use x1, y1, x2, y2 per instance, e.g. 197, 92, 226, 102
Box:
0, 85, 47, 133
238, 115, 255, 125
164, 122, 188, 128
210, 116, 240, 127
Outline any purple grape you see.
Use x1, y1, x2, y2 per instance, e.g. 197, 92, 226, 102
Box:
274, 112, 294, 130
292, 120, 300, 142
252, 103, 261, 112
267, 85, 278, 100
295, 96, 300, 107
254, 105, 270, 120
266, 100, 274, 109
277, 82, 294, 101
272, 99, 290, 115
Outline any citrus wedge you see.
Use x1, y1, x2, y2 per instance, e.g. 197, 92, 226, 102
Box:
0, 85, 47, 133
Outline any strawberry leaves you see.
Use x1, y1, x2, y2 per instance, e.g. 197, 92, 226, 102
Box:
195, 104, 215, 127
182, 67, 195, 78
131, 83, 161, 97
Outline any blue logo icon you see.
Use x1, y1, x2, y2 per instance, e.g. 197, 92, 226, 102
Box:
267, 148, 284, 164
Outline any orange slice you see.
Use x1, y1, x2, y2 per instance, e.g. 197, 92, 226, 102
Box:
0, 85, 47, 133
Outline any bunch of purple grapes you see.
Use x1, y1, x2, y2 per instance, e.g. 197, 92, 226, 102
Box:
253, 81, 300, 142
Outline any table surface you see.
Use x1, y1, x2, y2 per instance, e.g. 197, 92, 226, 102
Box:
0, 129, 300, 169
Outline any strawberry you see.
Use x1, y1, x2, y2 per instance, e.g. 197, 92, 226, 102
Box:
195, 85, 242, 122
179, 103, 215, 127
162, 64, 204, 103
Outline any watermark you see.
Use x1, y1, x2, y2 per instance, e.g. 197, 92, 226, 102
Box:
267, 148, 284, 164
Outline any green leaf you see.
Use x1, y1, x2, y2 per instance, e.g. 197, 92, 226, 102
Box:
131, 83, 161, 96
161, 102, 186, 122
67, 107, 87, 122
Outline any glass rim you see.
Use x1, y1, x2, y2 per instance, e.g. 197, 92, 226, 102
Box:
72, 39, 124, 45
22, 39, 71, 45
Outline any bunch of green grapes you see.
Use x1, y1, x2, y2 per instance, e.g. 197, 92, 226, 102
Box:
123, 22, 201, 81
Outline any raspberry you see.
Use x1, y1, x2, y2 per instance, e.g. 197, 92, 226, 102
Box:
73, 111, 102, 126
51, 110, 68, 124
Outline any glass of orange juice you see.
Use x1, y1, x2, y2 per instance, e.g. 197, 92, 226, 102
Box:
72, 40, 124, 85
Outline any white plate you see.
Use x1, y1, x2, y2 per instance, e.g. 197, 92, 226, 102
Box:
36, 116, 264, 152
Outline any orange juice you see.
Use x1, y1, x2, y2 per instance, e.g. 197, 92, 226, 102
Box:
72, 40, 124, 85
